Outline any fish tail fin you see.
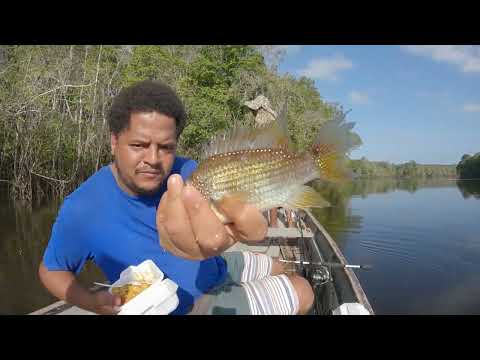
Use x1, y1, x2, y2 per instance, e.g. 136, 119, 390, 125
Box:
310, 116, 356, 183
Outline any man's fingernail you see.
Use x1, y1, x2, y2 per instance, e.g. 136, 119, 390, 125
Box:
168, 175, 184, 198
168, 174, 181, 187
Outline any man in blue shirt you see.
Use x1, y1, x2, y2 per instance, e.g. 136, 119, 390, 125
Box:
39, 80, 314, 315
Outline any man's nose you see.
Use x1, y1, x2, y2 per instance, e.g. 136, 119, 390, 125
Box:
144, 146, 161, 166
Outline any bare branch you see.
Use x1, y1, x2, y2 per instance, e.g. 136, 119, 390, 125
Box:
12, 82, 97, 115
30, 170, 71, 184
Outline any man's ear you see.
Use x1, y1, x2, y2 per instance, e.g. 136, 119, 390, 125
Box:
111, 133, 118, 156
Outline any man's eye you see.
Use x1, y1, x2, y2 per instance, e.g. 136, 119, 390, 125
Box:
131, 144, 142, 148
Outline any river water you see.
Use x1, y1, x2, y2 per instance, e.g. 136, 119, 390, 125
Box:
312, 178, 480, 315
1, 178, 479, 315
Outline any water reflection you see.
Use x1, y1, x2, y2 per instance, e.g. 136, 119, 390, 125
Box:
1, 177, 479, 314
0, 189, 105, 314
310, 177, 480, 314
312, 177, 461, 205
310, 177, 476, 275
456, 179, 480, 199
346, 177, 458, 197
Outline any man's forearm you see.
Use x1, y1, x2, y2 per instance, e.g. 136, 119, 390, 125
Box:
38, 261, 97, 313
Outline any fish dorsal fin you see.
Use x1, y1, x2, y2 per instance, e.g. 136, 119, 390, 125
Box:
274, 100, 292, 149
314, 112, 359, 154
200, 101, 292, 159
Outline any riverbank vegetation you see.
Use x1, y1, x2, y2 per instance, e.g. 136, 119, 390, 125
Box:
349, 158, 457, 179
0, 45, 360, 203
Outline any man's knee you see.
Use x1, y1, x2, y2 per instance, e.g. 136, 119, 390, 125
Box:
287, 275, 314, 315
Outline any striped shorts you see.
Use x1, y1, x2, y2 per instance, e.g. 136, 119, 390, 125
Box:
188, 251, 300, 315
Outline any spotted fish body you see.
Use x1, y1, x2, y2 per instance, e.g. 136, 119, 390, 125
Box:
188, 108, 357, 219
191, 147, 320, 212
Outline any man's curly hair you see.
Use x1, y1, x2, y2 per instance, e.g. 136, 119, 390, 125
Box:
108, 80, 187, 137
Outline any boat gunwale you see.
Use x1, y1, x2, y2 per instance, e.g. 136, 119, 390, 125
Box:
303, 209, 374, 314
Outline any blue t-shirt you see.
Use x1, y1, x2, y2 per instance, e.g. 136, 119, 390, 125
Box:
42, 156, 228, 315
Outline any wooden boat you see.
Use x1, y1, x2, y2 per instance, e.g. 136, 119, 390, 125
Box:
30, 208, 373, 315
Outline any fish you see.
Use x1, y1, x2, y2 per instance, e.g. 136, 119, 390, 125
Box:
187, 103, 359, 224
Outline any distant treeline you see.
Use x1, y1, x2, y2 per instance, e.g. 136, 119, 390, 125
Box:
456, 153, 480, 179
348, 158, 457, 179
0, 45, 361, 203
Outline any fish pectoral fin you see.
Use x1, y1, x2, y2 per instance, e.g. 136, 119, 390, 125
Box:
285, 186, 330, 209
211, 191, 251, 224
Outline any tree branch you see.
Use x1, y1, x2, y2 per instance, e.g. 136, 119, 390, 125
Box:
30, 170, 71, 184
14, 82, 97, 114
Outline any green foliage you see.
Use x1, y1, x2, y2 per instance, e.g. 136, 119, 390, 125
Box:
349, 158, 456, 178
122, 46, 187, 88
0, 45, 361, 202
456, 153, 480, 179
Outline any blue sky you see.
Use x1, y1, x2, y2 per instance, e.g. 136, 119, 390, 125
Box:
273, 45, 480, 165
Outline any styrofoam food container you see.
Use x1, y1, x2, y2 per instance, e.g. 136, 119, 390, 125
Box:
109, 260, 179, 315
332, 302, 371, 315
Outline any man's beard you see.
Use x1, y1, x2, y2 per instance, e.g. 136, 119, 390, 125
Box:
114, 161, 164, 197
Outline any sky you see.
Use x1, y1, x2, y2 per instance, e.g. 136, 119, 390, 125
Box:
274, 45, 480, 165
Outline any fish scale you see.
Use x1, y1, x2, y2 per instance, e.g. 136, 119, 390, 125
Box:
191, 148, 318, 211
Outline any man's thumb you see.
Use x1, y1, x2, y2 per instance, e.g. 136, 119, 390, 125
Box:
112, 294, 122, 307
98, 290, 121, 306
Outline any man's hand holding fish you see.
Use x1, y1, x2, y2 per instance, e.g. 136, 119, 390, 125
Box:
156, 102, 358, 261
156, 173, 268, 260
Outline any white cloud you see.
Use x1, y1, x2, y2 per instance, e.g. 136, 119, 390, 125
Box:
349, 90, 370, 105
463, 103, 480, 113
299, 54, 353, 80
401, 45, 480, 73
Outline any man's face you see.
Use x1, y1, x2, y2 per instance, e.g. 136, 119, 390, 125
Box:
111, 112, 177, 197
